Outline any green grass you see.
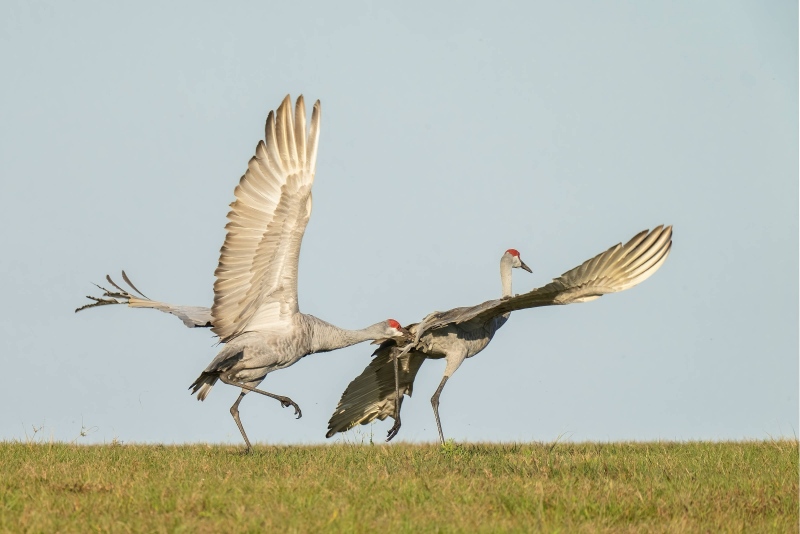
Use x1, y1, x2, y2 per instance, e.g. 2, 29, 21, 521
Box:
0, 440, 796, 533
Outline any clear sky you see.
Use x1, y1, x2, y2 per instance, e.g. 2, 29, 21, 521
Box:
0, 1, 796, 445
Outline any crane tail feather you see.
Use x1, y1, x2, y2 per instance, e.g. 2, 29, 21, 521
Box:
189, 373, 218, 401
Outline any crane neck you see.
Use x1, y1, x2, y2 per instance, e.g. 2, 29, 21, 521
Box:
500, 255, 514, 298
306, 316, 389, 354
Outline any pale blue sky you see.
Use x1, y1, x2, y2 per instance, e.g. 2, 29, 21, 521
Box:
1, 1, 796, 445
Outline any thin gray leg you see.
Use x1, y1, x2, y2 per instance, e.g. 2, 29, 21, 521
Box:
386, 349, 402, 442
431, 375, 450, 445
219, 376, 302, 418
229, 391, 251, 451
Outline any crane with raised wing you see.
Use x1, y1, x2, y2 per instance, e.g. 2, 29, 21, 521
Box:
78, 96, 409, 450
326, 225, 672, 444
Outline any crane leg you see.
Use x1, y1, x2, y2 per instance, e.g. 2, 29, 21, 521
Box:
386, 350, 402, 442
431, 350, 465, 445
431, 375, 450, 445
229, 391, 252, 452
219, 376, 302, 419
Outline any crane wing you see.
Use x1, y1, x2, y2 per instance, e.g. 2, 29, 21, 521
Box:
212, 95, 321, 342
75, 272, 213, 328
416, 225, 672, 335
326, 340, 426, 438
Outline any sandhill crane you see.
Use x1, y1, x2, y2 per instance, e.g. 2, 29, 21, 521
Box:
78, 95, 409, 450
326, 225, 672, 444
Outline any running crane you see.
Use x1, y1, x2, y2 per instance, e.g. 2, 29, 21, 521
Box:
78, 96, 409, 450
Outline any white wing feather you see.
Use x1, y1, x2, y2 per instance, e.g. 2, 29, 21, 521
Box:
415, 226, 673, 338
75, 272, 213, 328
212, 96, 321, 342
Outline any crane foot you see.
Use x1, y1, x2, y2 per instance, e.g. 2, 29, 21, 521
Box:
386, 417, 401, 442
278, 397, 302, 419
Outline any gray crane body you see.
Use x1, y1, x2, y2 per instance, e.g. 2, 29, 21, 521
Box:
190, 315, 409, 401
408, 314, 510, 396
410, 252, 520, 370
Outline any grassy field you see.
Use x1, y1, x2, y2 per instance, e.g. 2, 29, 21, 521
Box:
1, 440, 796, 533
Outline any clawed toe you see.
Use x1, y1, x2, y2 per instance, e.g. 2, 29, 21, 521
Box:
280, 398, 302, 419
386, 419, 401, 442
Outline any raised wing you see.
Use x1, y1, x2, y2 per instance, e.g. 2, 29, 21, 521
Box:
75, 272, 212, 328
212, 95, 321, 342
417, 225, 672, 335
326, 340, 426, 438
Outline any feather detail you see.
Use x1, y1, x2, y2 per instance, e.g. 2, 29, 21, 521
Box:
211, 95, 322, 342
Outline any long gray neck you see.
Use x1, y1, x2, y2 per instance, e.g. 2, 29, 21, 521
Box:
306, 316, 388, 354
500, 255, 514, 298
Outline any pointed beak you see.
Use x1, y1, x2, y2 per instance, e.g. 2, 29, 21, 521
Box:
520, 260, 532, 273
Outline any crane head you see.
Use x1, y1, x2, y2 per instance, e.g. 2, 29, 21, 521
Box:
370, 319, 412, 345
504, 249, 533, 273
386, 319, 411, 340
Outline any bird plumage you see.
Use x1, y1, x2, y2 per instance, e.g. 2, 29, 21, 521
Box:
75, 272, 213, 328
212, 95, 320, 342
326, 339, 425, 438
414, 226, 671, 336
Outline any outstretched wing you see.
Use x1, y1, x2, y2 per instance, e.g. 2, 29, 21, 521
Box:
75, 272, 212, 328
212, 96, 321, 342
417, 225, 672, 335
326, 340, 426, 438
